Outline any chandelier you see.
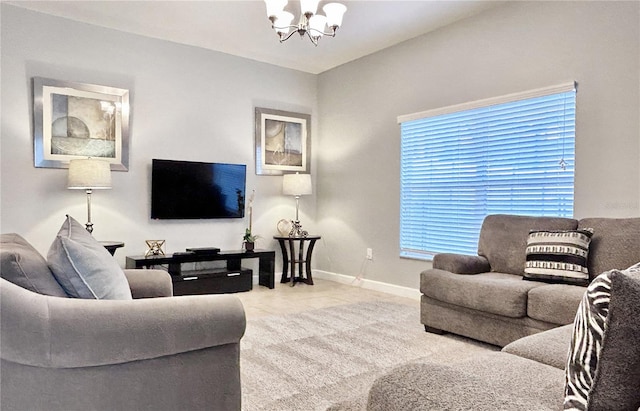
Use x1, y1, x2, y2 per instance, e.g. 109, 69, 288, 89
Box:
264, 0, 347, 46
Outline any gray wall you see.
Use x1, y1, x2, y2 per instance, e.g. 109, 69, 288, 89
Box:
316, 1, 640, 289
0, 5, 318, 267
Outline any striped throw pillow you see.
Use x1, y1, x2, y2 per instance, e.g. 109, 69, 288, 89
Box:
524, 228, 594, 286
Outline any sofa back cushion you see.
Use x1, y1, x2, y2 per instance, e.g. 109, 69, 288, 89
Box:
477, 214, 578, 275
578, 217, 640, 280
0, 233, 68, 297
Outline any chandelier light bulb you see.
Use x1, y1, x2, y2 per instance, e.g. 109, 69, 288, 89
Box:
274, 11, 295, 35
323, 2, 347, 28
309, 15, 327, 38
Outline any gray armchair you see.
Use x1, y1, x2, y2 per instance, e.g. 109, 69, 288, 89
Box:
1, 235, 246, 411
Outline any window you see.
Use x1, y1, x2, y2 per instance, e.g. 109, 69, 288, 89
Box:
398, 82, 576, 259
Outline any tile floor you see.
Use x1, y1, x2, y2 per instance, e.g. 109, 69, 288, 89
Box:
235, 278, 418, 319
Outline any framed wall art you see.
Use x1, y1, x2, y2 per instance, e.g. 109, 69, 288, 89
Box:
33, 77, 130, 171
255, 107, 310, 175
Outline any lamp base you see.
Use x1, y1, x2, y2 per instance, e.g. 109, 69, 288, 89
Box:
288, 220, 308, 237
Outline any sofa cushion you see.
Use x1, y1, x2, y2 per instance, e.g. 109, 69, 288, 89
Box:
367, 353, 565, 411
421, 269, 544, 318
47, 215, 132, 300
523, 229, 593, 286
527, 283, 586, 325
0, 233, 68, 297
578, 217, 640, 280
502, 324, 573, 369
477, 214, 578, 275
564, 263, 640, 410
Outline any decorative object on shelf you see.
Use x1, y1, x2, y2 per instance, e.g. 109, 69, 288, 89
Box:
67, 158, 112, 234
264, 0, 347, 46
243, 190, 260, 251
145, 240, 166, 257
277, 219, 293, 236
255, 107, 310, 175
282, 172, 312, 237
243, 229, 260, 252
32, 77, 130, 171
247, 190, 255, 232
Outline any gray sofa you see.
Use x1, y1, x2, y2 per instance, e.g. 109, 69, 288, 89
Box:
339, 263, 640, 411
421, 214, 640, 347
0, 233, 246, 411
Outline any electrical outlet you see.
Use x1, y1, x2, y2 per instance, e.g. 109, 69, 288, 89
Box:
366, 248, 373, 260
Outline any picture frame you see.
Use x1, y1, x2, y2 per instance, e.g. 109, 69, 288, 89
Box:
33, 77, 130, 171
255, 107, 310, 175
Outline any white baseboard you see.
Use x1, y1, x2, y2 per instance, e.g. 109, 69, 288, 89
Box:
312, 270, 422, 301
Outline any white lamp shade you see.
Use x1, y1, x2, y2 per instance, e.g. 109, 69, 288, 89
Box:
300, 0, 320, 15
283, 173, 312, 196
67, 159, 112, 189
265, 0, 287, 18
274, 11, 295, 34
309, 14, 327, 36
323, 3, 347, 28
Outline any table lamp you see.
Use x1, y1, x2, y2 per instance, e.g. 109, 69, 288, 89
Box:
67, 158, 112, 234
282, 172, 312, 237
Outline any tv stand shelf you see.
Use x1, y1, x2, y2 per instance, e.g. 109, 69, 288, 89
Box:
125, 249, 275, 295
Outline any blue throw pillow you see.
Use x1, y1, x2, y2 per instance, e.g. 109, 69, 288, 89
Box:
47, 215, 132, 300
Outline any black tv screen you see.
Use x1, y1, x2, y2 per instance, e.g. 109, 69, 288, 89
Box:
151, 159, 246, 219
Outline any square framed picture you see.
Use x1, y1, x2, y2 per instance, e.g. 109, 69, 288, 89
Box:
33, 77, 130, 171
255, 107, 310, 175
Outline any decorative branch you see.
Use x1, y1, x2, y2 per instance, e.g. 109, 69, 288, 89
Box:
248, 189, 255, 233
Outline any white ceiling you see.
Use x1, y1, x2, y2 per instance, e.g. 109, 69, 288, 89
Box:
7, 0, 502, 74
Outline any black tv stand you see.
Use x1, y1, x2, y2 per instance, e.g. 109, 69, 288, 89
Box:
125, 249, 275, 295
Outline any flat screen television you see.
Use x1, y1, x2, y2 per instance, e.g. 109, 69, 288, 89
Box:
151, 159, 246, 219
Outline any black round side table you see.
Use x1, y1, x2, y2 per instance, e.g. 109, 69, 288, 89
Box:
273, 235, 321, 287
100, 241, 125, 256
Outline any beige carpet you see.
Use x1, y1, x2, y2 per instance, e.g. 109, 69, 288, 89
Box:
240, 300, 496, 411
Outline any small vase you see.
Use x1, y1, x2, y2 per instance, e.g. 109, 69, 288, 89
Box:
244, 242, 255, 252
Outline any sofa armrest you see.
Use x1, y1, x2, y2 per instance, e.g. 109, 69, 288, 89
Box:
123, 269, 173, 298
1, 278, 246, 369
432, 253, 490, 274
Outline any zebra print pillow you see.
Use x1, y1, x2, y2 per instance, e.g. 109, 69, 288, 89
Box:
564, 262, 640, 411
563, 271, 612, 410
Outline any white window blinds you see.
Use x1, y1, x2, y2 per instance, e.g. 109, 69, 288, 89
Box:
399, 82, 577, 259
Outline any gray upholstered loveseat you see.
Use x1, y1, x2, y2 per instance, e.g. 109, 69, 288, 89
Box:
367, 266, 640, 410
421, 214, 640, 347
331, 263, 640, 411
0, 232, 246, 411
